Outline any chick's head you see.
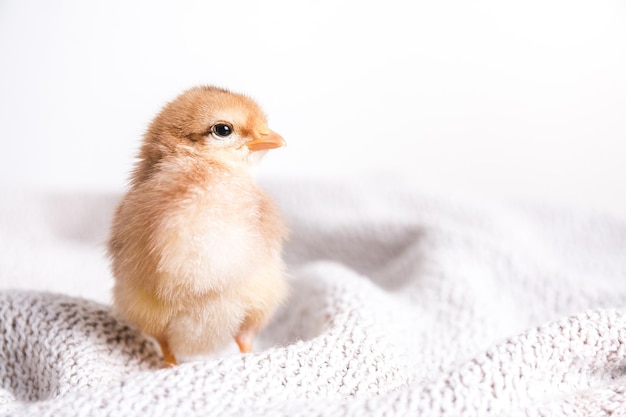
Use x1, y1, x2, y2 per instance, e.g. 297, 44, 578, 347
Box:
136, 86, 285, 180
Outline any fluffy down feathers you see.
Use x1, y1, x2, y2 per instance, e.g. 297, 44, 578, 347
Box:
108, 86, 288, 365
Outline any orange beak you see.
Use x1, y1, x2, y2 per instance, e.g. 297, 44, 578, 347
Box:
246, 129, 286, 152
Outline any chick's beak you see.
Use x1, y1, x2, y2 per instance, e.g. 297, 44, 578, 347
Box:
246, 129, 286, 152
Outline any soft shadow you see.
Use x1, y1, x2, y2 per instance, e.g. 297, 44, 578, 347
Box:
284, 222, 426, 291
42, 192, 121, 244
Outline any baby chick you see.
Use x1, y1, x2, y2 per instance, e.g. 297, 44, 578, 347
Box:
107, 86, 288, 367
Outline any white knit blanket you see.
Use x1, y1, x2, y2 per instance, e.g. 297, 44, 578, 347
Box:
1, 179, 625, 416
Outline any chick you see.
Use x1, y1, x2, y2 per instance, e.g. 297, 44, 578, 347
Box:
107, 86, 288, 367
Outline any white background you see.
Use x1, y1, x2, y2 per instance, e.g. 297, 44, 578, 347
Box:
1, 0, 625, 215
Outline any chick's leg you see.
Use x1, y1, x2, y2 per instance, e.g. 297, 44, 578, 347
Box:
235, 329, 255, 353
234, 265, 287, 354
157, 338, 177, 367
234, 313, 266, 353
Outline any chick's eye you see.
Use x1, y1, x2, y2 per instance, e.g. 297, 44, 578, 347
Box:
211, 123, 233, 138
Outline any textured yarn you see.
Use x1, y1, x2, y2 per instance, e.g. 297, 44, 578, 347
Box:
1, 179, 625, 416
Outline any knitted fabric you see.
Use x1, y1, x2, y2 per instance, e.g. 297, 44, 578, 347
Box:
1, 179, 625, 416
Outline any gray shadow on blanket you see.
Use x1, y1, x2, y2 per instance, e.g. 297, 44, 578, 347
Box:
262, 220, 429, 348
284, 223, 426, 292
258, 270, 334, 347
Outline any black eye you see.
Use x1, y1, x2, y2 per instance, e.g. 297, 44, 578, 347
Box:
211, 123, 233, 138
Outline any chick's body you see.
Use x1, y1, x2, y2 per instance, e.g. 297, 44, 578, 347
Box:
108, 86, 288, 365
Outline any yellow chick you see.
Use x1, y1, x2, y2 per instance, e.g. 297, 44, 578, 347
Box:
107, 86, 288, 367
